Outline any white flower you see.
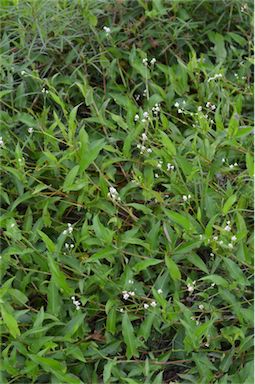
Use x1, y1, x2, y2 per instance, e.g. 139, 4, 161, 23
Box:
150, 58, 156, 65
128, 291, 135, 297
123, 293, 130, 300
128, 280, 134, 284
63, 223, 73, 235
155, 173, 159, 178
196, 320, 200, 326
103, 26, 111, 34
42, 88, 48, 94
134, 114, 139, 121
211, 105, 216, 110
219, 240, 224, 245
150, 301, 157, 307
228, 243, 233, 249
70, 244, 74, 249
213, 236, 218, 241
183, 195, 188, 202
147, 148, 152, 153
21, 70, 26, 76
231, 235, 237, 242
72, 296, 81, 310
142, 58, 148, 66
174, 102, 180, 108
144, 303, 149, 309
210, 253, 214, 257
224, 225, 231, 232
157, 289, 163, 294
178, 108, 183, 114
0, 137, 4, 147
141, 118, 146, 123
199, 304, 204, 310
205, 342, 209, 347
10, 223, 15, 228
211, 283, 215, 287
157, 161, 162, 169
188, 194, 191, 199
234, 162, 238, 166
198, 106, 202, 111
108, 186, 120, 201
222, 158, 225, 163
28, 127, 34, 134
229, 164, 234, 169
167, 163, 174, 171
143, 112, 149, 118
65, 243, 69, 249
187, 283, 194, 293
206, 102, 211, 108
119, 308, 124, 313
142, 133, 147, 141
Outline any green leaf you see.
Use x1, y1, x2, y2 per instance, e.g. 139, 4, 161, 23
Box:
246, 153, 254, 177
0, 306, 20, 338
47, 255, 73, 296
165, 255, 181, 281
47, 278, 61, 316
92, 215, 113, 245
188, 253, 209, 274
79, 139, 105, 172
28, 354, 66, 373
165, 210, 193, 231
222, 194, 236, 215
122, 312, 139, 359
38, 230, 56, 253
62, 165, 80, 192
160, 131, 176, 156
133, 258, 162, 273
63, 313, 86, 338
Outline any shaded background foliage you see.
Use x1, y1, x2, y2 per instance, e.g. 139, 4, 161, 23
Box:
0, 0, 254, 383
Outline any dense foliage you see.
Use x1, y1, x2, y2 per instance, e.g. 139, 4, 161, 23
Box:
0, 0, 254, 383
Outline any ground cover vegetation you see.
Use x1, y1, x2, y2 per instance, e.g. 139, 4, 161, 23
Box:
0, 0, 254, 383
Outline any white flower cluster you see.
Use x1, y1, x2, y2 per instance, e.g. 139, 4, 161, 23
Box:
122, 290, 135, 300
141, 111, 149, 123
152, 103, 160, 116
21, 70, 26, 76
137, 132, 152, 154
229, 162, 238, 169
208, 73, 223, 82
144, 301, 157, 309
187, 281, 196, 293
103, 26, 111, 34
71, 296, 81, 310
183, 194, 191, 202
142, 57, 156, 66
42, 88, 49, 94
224, 220, 231, 232
241, 3, 247, 12
28, 127, 33, 134
175, 100, 186, 113
157, 160, 163, 169
206, 101, 216, 110
65, 243, 74, 249
63, 223, 73, 235
167, 163, 175, 171
108, 186, 120, 201
0, 137, 4, 147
